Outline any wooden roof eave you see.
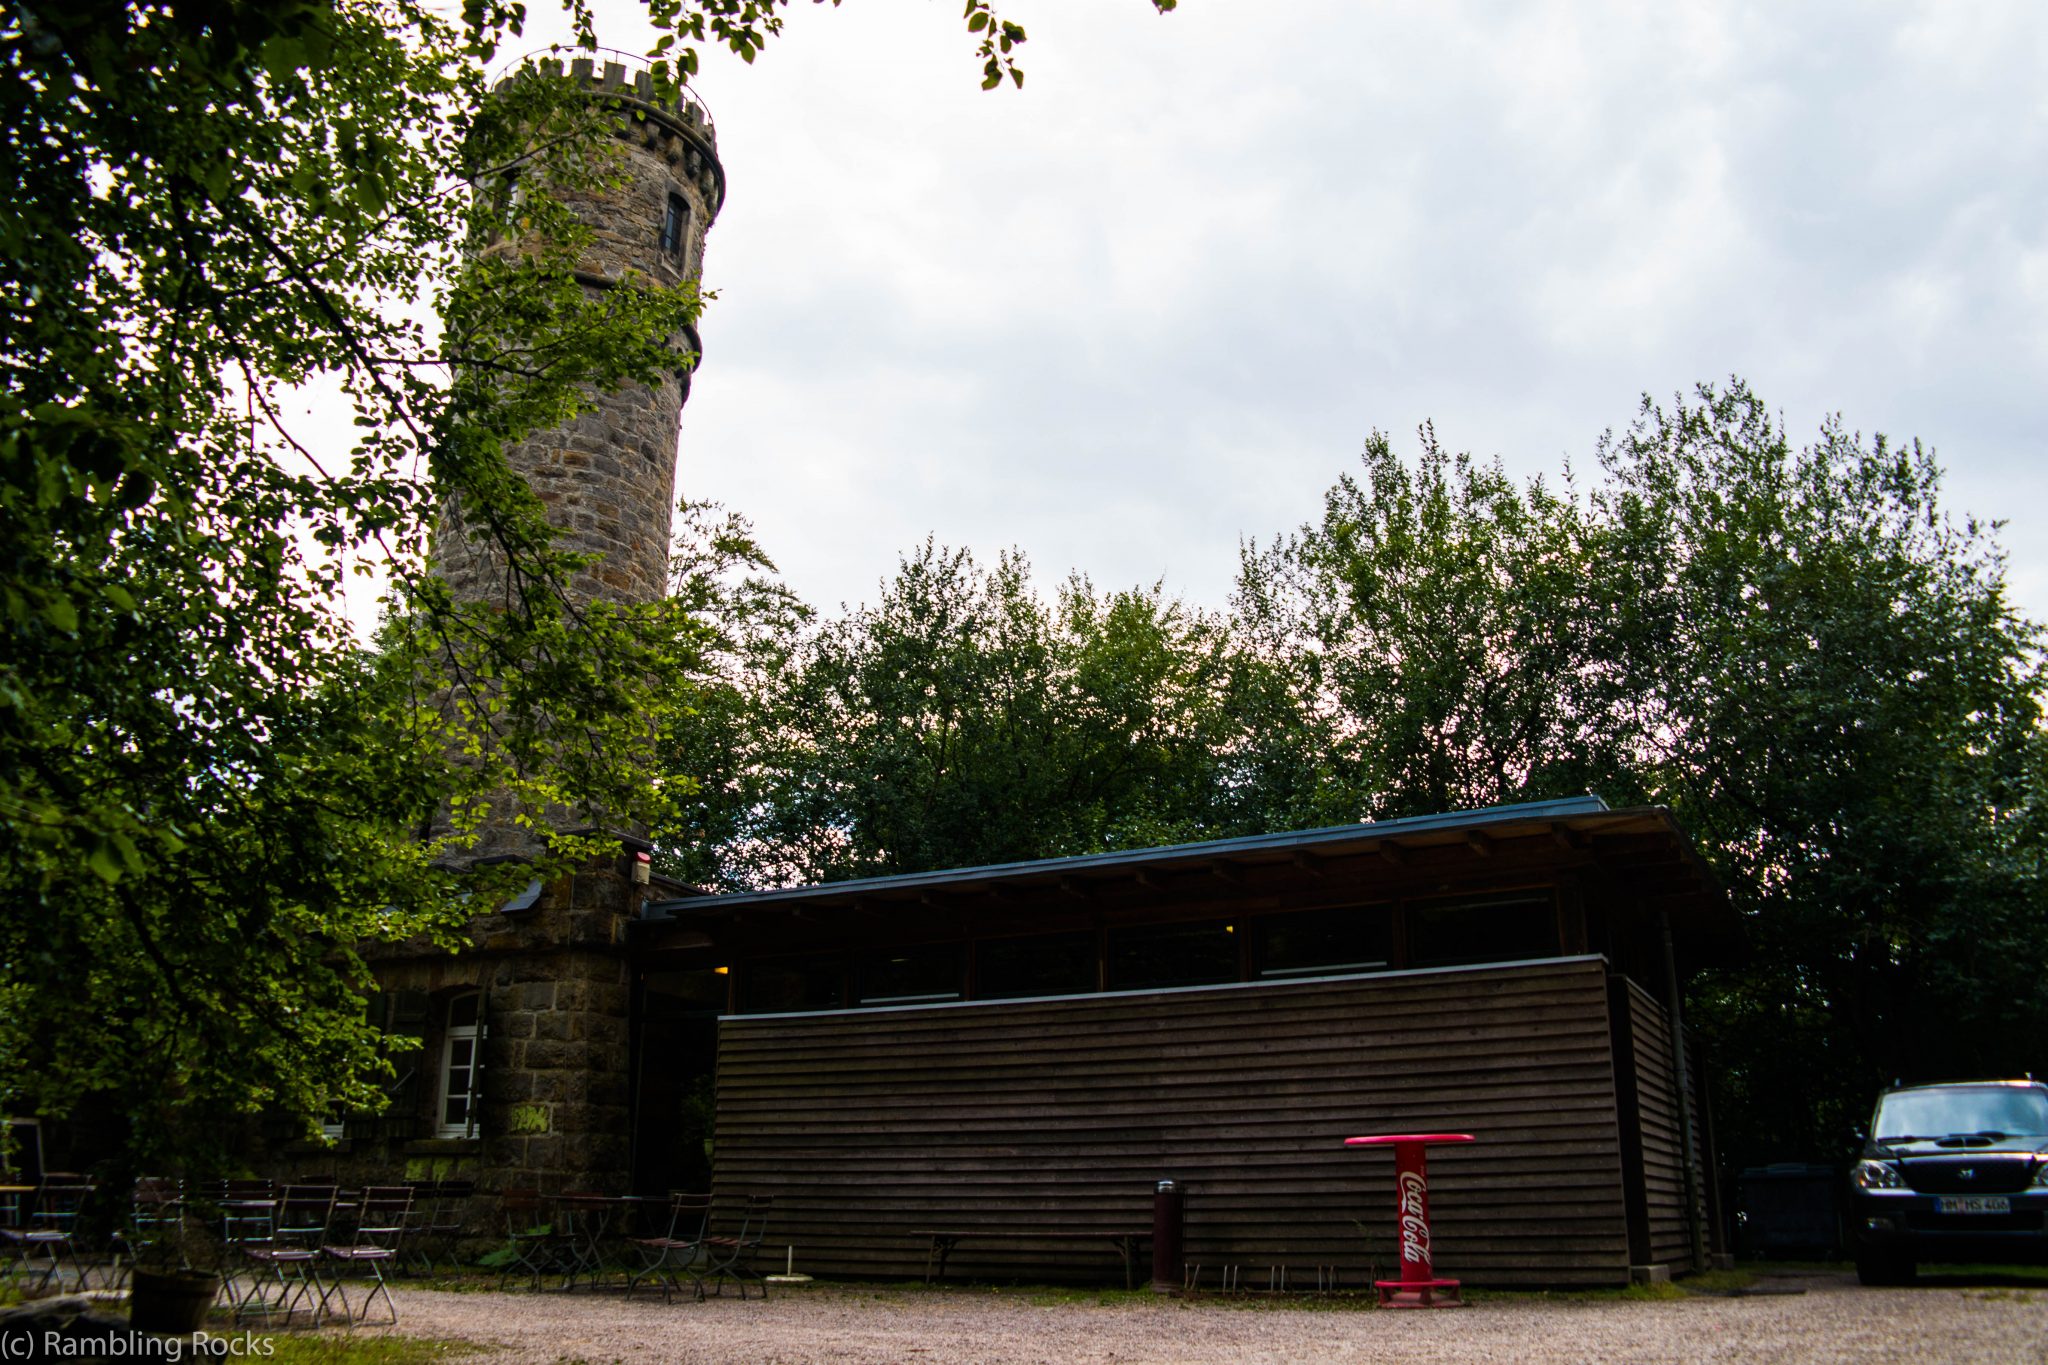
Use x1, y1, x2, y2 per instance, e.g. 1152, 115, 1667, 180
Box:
630, 798, 1734, 952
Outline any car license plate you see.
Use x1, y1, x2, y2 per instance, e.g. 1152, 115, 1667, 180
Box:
1934, 1196, 2010, 1214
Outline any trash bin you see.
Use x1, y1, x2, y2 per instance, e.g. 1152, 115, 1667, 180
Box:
1736, 1163, 1841, 1258
1152, 1179, 1183, 1293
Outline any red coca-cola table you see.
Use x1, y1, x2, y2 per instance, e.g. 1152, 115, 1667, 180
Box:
1344, 1132, 1476, 1308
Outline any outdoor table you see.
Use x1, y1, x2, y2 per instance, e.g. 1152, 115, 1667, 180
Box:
555, 1194, 628, 1290
615, 1195, 672, 1239
1344, 1132, 1475, 1308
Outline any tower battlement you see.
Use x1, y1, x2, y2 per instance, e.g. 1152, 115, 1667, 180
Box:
524, 55, 725, 216
539, 55, 718, 139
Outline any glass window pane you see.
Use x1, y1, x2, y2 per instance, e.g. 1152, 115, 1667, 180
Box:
1875, 1086, 2048, 1140
662, 194, 687, 257
1257, 906, 1393, 978
644, 969, 730, 1015
857, 946, 962, 1005
1407, 893, 1558, 967
1107, 921, 1239, 992
448, 993, 480, 1029
742, 958, 845, 1014
977, 934, 1097, 1000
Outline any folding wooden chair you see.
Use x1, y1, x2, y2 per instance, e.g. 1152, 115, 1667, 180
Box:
112, 1177, 184, 1288
701, 1195, 773, 1300
204, 1178, 278, 1311
626, 1193, 711, 1304
1, 1176, 93, 1296
409, 1179, 474, 1275
237, 1184, 337, 1326
321, 1186, 412, 1326
496, 1187, 564, 1292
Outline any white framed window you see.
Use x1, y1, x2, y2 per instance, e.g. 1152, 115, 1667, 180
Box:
437, 992, 485, 1138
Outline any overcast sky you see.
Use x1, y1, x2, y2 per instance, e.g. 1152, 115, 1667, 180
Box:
529, 0, 2048, 623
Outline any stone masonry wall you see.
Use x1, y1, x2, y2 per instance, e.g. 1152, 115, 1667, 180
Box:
433, 59, 721, 610
470, 856, 642, 1195
294, 855, 645, 1214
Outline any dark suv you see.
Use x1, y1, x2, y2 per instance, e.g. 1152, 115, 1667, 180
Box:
1849, 1079, 2048, 1284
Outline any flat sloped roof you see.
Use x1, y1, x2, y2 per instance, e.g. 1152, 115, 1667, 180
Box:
642, 794, 1724, 930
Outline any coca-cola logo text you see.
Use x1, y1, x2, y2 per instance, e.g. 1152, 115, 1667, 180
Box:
1397, 1171, 1431, 1268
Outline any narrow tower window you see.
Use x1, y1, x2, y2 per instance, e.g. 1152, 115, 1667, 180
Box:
660, 193, 688, 261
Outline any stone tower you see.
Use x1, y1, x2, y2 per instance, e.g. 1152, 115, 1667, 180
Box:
370, 58, 726, 1203
430, 55, 722, 865
434, 55, 723, 611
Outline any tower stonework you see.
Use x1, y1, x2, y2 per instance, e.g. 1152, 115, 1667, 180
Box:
434, 56, 723, 610
335, 61, 726, 1208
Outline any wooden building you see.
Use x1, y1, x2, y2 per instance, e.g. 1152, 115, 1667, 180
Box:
631, 794, 1733, 1288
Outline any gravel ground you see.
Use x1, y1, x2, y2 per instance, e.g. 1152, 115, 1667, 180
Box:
357, 1272, 2048, 1365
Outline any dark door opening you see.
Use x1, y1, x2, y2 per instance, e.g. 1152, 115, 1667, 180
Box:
632, 969, 725, 1195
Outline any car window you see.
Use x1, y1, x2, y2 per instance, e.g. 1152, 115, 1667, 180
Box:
1873, 1086, 2048, 1140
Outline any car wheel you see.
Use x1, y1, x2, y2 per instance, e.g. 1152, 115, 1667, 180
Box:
1855, 1250, 1916, 1286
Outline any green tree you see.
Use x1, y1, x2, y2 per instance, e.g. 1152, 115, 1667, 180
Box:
1239, 382, 2048, 1164
0, 0, 704, 1169
684, 542, 1243, 886
1233, 426, 1620, 823
654, 501, 812, 890
0, 0, 1174, 1168
1590, 383, 2048, 1162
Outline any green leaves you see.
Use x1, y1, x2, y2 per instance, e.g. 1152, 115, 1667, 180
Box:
1580, 384, 2048, 1161
0, 0, 662, 1167
1, 0, 1183, 1170
40, 594, 78, 634
962, 1, 1025, 89
1235, 382, 2048, 1167
667, 540, 1245, 887
87, 838, 128, 886
1235, 427, 1608, 824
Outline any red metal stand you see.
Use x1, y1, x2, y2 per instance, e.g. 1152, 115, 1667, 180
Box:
1344, 1132, 1476, 1308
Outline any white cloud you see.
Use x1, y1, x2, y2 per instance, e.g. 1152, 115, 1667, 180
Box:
485, 0, 2048, 619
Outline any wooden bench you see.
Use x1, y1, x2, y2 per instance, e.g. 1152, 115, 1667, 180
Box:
912, 1230, 1153, 1290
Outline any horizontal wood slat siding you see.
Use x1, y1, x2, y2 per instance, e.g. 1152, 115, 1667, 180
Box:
1625, 979, 1702, 1270
713, 958, 1632, 1286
